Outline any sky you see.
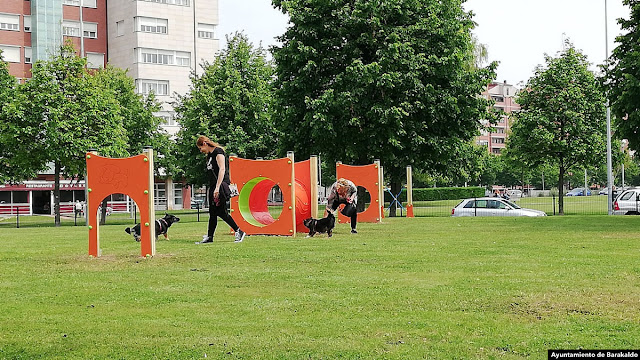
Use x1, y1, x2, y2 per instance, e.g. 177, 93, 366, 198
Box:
217, 0, 631, 87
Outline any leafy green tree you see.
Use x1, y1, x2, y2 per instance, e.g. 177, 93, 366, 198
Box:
272, 0, 496, 215
174, 32, 279, 186
0, 51, 31, 182
93, 65, 175, 175
605, 0, 640, 152
507, 45, 606, 214
2, 44, 129, 225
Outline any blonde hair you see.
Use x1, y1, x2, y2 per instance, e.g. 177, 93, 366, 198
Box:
336, 178, 350, 197
196, 135, 224, 150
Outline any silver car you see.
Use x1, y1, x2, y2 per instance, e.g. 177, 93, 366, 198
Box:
451, 197, 547, 217
613, 187, 640, 215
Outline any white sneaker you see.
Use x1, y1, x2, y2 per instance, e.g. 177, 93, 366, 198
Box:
234, 229, 246, 243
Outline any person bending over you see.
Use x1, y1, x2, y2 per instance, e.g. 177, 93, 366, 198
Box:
326, 178, 358, 234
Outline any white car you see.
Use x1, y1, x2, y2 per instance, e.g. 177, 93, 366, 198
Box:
613, 188, 640, 215
451, 197, 546, 217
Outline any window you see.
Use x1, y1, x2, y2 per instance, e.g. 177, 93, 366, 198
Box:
138, 0, 190, 6
135, 16, 168, 34
62, 20, 80, 37
491, 96, 504, 103
156, 111, 176, 125
24, 47, 32, 64
492, 138, 505, 144
86, 52, 104, 69
197, 23, 215, 39
0, 45, 20, 63
137, 79, 169, 96
174, 183, 182, 209
620, 191, 636, 201
83, 22, 97, 38
175, 51, 190, 66
63, 0, 80, 5
492, 148, 502, 155
116, 20, 124, 36
0, 13, 20, 31
23, 15, 31, 32
137, 48, 190, 67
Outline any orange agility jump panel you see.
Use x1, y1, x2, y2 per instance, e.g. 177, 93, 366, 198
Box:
229, 156, 297, 236
86, 150, 155, 257
336, 163, 382, 224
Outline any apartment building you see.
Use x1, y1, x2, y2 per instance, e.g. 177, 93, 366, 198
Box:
107, 0, 218, 135
0, 0, 219, 213
476, 81, 520, 155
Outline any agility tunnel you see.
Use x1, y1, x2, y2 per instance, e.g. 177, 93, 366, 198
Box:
229, 154, 318, 236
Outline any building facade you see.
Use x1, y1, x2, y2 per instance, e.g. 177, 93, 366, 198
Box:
0, 0, 219, 214
476, 81, 521, 155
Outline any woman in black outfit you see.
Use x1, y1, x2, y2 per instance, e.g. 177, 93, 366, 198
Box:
195, 135, 246, 244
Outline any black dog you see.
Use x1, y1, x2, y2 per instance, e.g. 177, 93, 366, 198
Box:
303, 212, 335, 237
125, 213, 180, 242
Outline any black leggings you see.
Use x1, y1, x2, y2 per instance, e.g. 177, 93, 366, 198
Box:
331, 199, 357, 230
208, 199, 239, 238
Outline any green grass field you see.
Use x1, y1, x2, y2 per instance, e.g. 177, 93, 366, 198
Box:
1, 214, 639, 359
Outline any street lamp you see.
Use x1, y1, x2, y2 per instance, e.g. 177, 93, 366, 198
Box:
606, 0, 614, 215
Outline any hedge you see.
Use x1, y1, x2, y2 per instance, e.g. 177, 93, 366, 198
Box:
383, 187, 485, 202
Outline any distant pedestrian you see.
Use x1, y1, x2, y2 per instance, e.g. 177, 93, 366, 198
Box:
74, 200, 83, 216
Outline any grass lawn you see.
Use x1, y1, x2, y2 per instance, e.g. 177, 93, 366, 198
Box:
1, 215, 639, 359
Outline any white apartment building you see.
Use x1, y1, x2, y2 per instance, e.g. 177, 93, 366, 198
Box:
107, 0, 219, 136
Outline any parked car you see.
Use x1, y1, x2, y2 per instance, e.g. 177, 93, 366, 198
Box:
507, 189, 524, 199
451, 197, 546, 217
566, 188, 591, 196
613, 187, 640, 215
598, 188, 608, 195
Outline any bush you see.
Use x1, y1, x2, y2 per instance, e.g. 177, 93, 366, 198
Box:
384, 187, 485, 202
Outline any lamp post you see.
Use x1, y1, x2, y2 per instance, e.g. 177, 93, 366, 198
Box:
606, 0, 614, 215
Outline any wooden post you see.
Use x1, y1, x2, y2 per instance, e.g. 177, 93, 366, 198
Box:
379, 163, 385, 219
287, 151, 296, 237
310, 155, 319, 219
143, 146, 156, 256
406, 165, 414, 218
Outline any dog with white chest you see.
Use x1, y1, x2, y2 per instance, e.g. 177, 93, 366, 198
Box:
125, 213, 180, 242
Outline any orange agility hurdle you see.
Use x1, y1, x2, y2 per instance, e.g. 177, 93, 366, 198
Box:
86, 147, 155, 257
229, 153, 319, 236
335, 161, 383, 224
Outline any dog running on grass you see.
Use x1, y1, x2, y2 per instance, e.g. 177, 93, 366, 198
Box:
125, 213, 180, 242
302, 212, 335, 238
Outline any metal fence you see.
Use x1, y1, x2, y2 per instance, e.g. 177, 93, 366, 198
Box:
384, 194, 611, 217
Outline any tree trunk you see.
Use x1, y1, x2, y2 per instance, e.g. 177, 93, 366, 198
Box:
388, 181, 402, 217
558, 167, 565, 215
54, 162, 61, 227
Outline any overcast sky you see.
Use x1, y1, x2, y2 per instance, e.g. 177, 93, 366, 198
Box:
216, 0, 631, 87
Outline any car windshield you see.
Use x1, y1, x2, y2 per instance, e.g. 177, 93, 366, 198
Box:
503, 200, 521, 209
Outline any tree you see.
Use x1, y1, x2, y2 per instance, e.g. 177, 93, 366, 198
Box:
92, 65, 175, 175
507, 45, 607, 214
0, 50, 33, 182
272, 0, 496, 215
1, 44, 130, 225
174, 32, 280, 187
605, 0, 640, 153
